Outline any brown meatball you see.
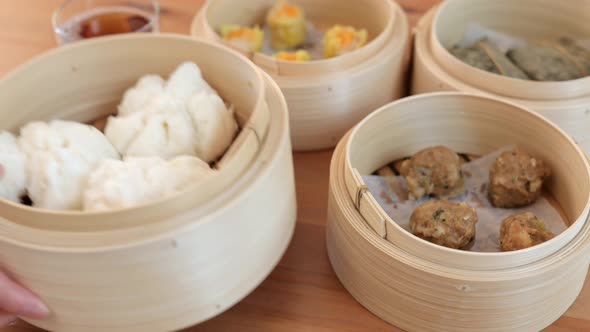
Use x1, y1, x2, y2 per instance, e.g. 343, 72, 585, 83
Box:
400, 146, 464, 200
410, 200, 478, 249
499, 212, 555, 251
489, 150, 551, 208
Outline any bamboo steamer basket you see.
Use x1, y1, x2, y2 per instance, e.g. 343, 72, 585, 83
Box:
191, 0, 410, 151
0, 35, 272, 232
412, 0, 590, 155
326, 92, 590, 332
0, 34, 296, 332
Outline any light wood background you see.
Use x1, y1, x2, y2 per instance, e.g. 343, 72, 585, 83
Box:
0, 1, 588, 331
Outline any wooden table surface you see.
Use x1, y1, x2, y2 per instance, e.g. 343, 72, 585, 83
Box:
1, 1, 589, 331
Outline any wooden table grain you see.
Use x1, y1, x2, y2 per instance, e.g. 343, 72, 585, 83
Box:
0, 1, 589, 331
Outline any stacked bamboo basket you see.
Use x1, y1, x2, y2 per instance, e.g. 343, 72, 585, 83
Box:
412, 0, 590, 155
326, 92, 590, 332
0, 34, 296, 332
191, 0, 410, 151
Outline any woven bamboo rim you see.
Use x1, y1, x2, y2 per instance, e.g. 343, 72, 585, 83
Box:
191, 0, 410, 151
430, 0, 590, 100
327, 92, 590, 331
412, 3, 590, 154
0, 35, 296, 332
0, 34, 270, 232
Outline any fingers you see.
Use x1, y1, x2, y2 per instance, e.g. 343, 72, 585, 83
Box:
0, 272, 49, 319
0, 311, 17, 327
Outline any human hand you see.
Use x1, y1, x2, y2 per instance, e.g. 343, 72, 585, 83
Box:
0, 271, 49, 327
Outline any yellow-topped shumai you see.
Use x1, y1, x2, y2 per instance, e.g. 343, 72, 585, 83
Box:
273, 50, 311, 62
323, 25, 368, 58
266, 0, 307, 50
220, 24, 265, 52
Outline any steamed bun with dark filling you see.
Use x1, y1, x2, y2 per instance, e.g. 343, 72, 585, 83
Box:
0, 132, 27, 203
18, 120, 120, 210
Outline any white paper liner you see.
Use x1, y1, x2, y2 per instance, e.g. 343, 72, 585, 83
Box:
363, 147, 567, 252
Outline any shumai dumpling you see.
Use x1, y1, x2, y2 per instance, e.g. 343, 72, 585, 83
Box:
273, 50, 311, 62
323, 25, 368, 58
220, 24, 265, 53
266, 0, 307, 50
83, 155, 215, 211
499, 212, 554, 251
400, 146, 465, 200
0, 132, 27, 203
410, 200, 478, 249
18, 120, 120, 210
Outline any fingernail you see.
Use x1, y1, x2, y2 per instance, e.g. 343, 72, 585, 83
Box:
23, 301, 50, 319
0, 315, 18, 327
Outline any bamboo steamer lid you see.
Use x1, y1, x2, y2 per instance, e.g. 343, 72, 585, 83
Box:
191, 0, 410, 151
412, 0, 590, 154
0, 34, 296, 332
326, 92, 590, 331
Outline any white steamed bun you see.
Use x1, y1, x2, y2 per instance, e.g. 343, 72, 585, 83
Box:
105, 96, 197, 159
165, 62, 216, 99
125, 110, 198, 159
19, 120, 120, 210
83, 155, 215, 211
0, 132, 27, 203
188, 92, 238, 163
118, 74, 165, 116
105, 62, 238, 163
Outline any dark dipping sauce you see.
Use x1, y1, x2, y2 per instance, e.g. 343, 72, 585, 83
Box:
79, 12, 150, 39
